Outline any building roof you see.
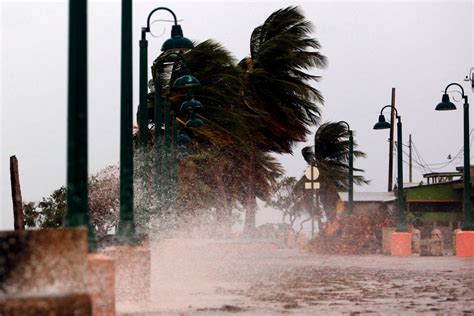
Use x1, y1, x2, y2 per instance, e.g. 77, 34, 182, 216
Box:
338, 192, 395, 203
423, 171, 462, 178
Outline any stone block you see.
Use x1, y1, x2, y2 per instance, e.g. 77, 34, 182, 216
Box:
296, 233, 307, 250
390, 232, 412, 256
382, 227, 396, 255
102, 246, 150, 303
0, 294, 92, 315
88, 254, 115, 316
411, 229, 421, 255
455, 231, 474, 257
287, 230, 296, 249
452, 229, 461, 255
0, 228, 88, 297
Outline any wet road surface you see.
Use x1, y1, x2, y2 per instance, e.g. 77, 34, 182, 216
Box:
118, 239, 474, 315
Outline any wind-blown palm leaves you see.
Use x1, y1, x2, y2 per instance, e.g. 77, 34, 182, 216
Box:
239, 6, 327, 153
238, 6, 327, 230
301, 122, 369, 223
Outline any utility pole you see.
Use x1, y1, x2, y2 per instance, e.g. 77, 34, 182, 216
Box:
388, 88, 396, 192
409, 134, 413, 183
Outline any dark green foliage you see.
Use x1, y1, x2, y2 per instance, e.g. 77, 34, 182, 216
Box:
23, 202, 40, 228
23, 187, 66, 229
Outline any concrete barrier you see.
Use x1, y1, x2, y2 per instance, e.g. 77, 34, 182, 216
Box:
391, 232, 412, 256
88, 254, 115, 315
0, 294, 92, 316
455, 231, 474, 257
102, 246, 150, 303
0, 228, 88, 297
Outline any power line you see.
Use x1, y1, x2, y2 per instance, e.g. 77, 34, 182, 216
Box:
407, 129, 474, 172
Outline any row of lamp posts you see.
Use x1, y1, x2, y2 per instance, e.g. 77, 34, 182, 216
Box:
334, 82, 472, 236
372, 83, 473, 234
64, 0, 201, 251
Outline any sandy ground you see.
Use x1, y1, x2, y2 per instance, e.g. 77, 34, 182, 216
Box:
118, 239, 474, 315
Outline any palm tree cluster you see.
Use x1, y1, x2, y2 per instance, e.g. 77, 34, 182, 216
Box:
144, 6, 366, 233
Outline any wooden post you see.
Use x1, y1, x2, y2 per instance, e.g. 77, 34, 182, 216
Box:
388, 88, 396, 192
10, 155, 25, 231
409, 134, 413, 183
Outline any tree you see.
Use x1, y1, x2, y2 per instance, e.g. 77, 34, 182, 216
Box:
238, 6, 327, 231
23, 201, 40, 228
301, 121, 369, 223
22, 167, 119, 240
88, 165, 119, 239
23, 187, 66, 229
269, 177, 306, 229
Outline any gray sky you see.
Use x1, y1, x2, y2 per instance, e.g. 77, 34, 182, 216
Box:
1, 0, 473, 229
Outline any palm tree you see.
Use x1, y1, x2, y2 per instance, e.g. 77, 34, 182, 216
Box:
238, 6, 327, 230
301, 122, 369, 223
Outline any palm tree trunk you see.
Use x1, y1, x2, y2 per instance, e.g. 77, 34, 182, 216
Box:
244, 144, 257, 234
214, 165, 232, 237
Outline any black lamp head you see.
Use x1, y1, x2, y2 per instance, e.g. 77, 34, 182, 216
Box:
435, 93, 457, 111
373, 114, 391, 130
161, 24, 194, 52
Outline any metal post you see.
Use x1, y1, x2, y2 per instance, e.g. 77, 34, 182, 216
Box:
116, 0, 137, 244
462, 96, 473, 230
388, 88, 396, 192
65, 0, 97, 252
311, 164, 314, 238
171, 115, 178, 207
164, 99, 172, 204
348, 130, 354, 214
139, 29, 149, 149
409, 134, 413, 183
154, 66, 163, 214
396, 117, 406, 232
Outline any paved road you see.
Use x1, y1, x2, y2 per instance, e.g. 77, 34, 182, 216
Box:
118, 239, 474, 315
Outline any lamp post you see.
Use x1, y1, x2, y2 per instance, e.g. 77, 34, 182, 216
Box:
64, 0, 97, 251
138, 7, 194, 151
337, 121, 353, 214
435, 83, 474, 231
136, 7, 194, 229
116, 0, 138, 244
374, 105, 407, 232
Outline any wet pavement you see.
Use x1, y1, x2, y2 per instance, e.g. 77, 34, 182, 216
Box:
118, 239, 474, 315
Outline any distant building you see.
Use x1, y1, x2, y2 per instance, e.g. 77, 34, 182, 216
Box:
337, 192, 395, 215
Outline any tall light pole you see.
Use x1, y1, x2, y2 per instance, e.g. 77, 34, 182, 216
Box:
337, 121, 353, 214
374, 105, 406, 232
64, 0, 97, 251
435, 83, 474, 231
116, 0, 137, 244
135, 7, 194, 229
138, 7, 194, 151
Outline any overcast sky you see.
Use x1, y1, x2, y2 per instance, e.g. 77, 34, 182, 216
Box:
1, 0, 473, 229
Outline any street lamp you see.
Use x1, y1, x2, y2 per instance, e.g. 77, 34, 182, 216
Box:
116, 0, 138, 245
373, 105, 407, 232
138, 7, 194, 151
337, 121, 353, 214
436, 83, 474, 231
64, 0, 97, 251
